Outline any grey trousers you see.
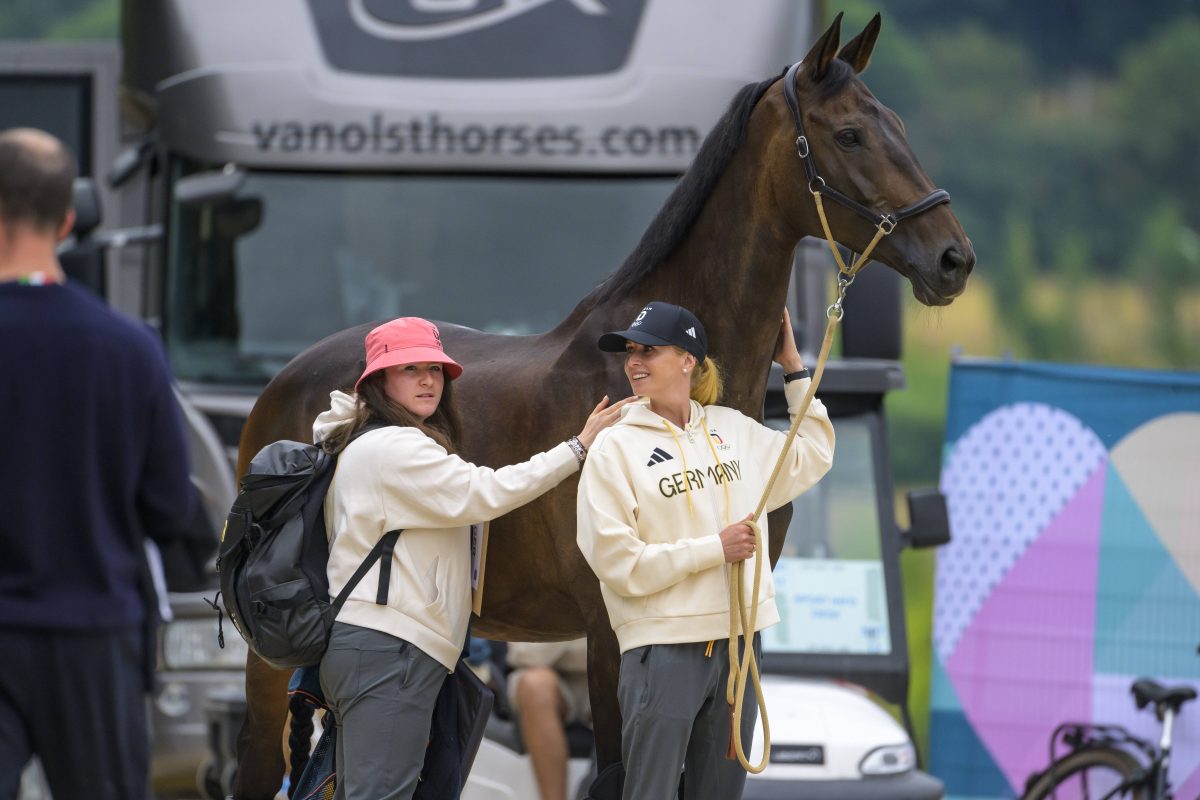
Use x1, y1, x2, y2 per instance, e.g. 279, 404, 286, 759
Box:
320, 623, 448, 800
618, 636, 761, 800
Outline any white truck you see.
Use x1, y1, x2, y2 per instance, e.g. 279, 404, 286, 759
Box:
7, 2, 948, 797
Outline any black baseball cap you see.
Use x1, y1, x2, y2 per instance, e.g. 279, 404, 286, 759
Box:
598, 301, 708, 361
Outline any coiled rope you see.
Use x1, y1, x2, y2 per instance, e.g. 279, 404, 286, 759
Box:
725, 190, 892, 772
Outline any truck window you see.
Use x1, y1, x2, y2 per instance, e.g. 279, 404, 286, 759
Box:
761, 414, 893, 656
165, 160, 675, 383
0, 75, 93, 174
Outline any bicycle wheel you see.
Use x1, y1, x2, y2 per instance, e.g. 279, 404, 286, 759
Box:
1021, 747, 1150, 800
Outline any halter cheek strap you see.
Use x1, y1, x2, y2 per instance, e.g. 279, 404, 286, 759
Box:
780, 60, 951, 230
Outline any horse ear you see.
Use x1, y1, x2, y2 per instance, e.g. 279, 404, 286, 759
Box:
803, 11, 843, 82
838, 13, 882, 74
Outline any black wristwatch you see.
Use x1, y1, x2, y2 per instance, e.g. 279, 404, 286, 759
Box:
783, 368, 811, 383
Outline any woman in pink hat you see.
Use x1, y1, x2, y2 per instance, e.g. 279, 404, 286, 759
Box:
312, 316, 630, 800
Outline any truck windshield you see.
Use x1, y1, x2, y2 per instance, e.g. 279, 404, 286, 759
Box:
165, 163, 675, 383
762, 414, 893, 656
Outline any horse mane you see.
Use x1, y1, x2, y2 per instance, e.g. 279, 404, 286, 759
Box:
585, 72, 780, 306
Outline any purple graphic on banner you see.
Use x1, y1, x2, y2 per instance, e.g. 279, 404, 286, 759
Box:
930, 361, 1200, 799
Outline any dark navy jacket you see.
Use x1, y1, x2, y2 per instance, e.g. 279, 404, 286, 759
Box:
0, 280, 197, 630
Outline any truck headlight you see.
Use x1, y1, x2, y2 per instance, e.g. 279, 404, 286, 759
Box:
859, 743, 915, 776
161, 619, 248, 670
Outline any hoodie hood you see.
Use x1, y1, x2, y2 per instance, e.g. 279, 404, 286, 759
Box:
313, 389, 359, 444
620, 397, 707, 434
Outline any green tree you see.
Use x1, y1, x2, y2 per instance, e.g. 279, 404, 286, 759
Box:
1112, 18, 1200, 236
1045, 230, 1088, 359
0, 0, 116, 39
997, 208, 1036, 335
1132, 202, 1200, 367
49, 0, 118, 39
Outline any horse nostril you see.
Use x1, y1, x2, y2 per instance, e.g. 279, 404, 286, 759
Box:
940, 245, 974, 274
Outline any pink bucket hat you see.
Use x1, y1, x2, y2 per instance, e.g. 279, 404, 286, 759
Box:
355, 317, 463, 391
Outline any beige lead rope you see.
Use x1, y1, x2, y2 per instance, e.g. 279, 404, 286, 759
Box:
725, 190, 893, 772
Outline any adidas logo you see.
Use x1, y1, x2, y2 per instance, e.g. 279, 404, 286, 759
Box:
646, 447, 674, 467
685, 326, 697, 338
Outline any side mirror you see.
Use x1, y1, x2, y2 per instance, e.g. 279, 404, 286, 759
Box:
901, 489, 950, 549
108, 138, 154, 188
71, 177, 102, 238
61, 178, 107, 298
174, 164, 247, 207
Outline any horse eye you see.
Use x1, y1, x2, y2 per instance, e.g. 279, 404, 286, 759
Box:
836, 129, 860, 147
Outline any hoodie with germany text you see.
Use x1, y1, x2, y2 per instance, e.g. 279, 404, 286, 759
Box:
576, 379, 835, 653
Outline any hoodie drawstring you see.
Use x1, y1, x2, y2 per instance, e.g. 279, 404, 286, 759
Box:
661, 421, 696, 517
667, 415, 731, 660
700, 416, 730, 530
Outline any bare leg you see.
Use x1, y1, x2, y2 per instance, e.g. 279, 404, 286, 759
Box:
516, 667, 569, 800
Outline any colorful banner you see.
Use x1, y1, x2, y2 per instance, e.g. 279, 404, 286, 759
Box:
930, 359, 1200, 799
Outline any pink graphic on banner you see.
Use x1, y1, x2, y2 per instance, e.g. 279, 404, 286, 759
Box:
946, 462, 1106, 793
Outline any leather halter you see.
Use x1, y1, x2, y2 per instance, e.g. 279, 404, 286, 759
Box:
781, 61, 951, 232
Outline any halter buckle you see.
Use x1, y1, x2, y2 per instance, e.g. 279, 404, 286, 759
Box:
808, 176, 826, 195
877, 215, 897, 235
795, 135, 810, 159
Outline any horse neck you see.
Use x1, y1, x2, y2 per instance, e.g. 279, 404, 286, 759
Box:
583, 138, 805, 414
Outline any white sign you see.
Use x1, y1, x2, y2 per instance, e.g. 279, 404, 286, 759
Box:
763, 558, 891, 655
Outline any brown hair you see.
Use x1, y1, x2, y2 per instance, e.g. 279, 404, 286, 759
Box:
321, 370, 463, 455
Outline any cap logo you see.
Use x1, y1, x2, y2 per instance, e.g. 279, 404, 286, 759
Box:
631, 306, 650, 327
685, 326, 696, 338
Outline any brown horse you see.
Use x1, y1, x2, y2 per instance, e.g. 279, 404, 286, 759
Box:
231, 13, 974, 799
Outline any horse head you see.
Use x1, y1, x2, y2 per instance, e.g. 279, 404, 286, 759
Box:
768, 13, 974, 306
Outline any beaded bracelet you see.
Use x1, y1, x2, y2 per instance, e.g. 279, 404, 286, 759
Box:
566, 436, 588, 466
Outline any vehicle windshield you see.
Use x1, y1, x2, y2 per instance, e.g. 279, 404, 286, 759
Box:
761, 414, 893, 656
165, 162, 675, 383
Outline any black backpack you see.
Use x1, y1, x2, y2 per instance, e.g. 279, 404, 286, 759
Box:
216, 428, 401, 670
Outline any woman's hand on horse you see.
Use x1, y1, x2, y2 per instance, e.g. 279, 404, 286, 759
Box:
773, 307, 805, 373
720, 515, 757, 563
576, 395, 637, 449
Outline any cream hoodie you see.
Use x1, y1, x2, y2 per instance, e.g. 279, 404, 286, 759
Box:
314, 390, 578, 670
576, 379, 835, 653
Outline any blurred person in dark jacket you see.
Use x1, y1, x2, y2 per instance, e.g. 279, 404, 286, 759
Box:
0, 128, 201, 800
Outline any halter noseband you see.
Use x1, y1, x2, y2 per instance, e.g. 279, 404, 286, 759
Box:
781, 61, 951, 234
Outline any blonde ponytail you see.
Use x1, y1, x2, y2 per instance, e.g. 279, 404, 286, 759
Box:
690, 356, 723, 406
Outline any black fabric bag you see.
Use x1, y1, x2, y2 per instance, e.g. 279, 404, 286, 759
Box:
216, 429, 400, 670
415, 659, 495, 798
586, 762, 625, 800
290, 714, 337, 800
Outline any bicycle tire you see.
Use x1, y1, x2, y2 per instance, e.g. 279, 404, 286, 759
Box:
1021, 746, 1150, 800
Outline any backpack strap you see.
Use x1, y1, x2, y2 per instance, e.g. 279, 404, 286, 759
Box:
330, 529, 404, 614
327, 419, 401, 612
375, 530, 400, 604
